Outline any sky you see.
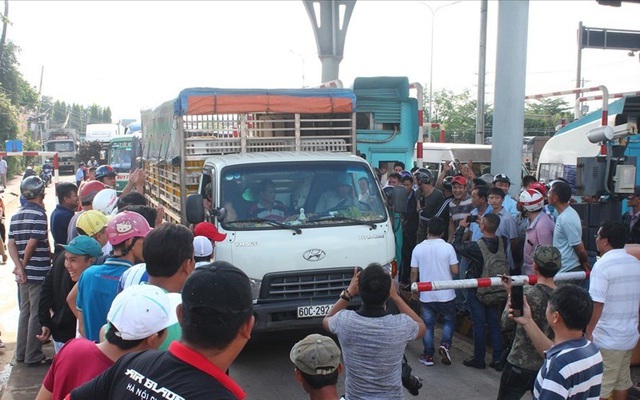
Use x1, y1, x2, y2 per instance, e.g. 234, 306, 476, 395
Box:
6, 0, 640, 121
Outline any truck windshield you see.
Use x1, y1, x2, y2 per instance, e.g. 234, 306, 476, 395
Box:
220, 161, 387, 230
46, 141, 74, 152
110, 145, 132, 173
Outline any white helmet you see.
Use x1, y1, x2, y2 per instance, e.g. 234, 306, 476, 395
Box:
519, 189, 544, 212
92, 188, 118, 215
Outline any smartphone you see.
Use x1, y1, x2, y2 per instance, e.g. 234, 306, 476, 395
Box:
511, 285, 524, 317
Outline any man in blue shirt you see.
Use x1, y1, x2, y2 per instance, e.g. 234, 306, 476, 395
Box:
76, 211, 151, 341
75, 163, 86, 187
50, 182, 78, 250
8, 176, 52, 365
492, 174, 519, 219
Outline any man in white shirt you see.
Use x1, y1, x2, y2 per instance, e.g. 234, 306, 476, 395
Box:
587, 220, 640, 400
411, 217, 459, 367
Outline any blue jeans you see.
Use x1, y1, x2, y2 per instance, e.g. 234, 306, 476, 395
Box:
467, 290, 503, 362
421, 300, 456, 357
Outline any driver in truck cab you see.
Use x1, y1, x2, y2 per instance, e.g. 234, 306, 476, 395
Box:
248, 179, 289, 222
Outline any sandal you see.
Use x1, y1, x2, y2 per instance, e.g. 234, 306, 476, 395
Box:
26, 355, 53, 367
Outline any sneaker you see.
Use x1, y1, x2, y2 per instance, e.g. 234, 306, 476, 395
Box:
463, 357, 486, 369
489, 360, 503, 372
438, 344, 452, 365
418, 354, 434, 366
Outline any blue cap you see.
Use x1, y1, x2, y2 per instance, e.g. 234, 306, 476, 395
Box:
61, 236, 103, 259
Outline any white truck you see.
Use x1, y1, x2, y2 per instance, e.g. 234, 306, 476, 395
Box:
44, 129, 79, 173
85, 123, 123, 144
142, 87, 396, 332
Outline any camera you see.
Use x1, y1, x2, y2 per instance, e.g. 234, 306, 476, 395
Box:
466, 215, 479, 224
401, 355, 423, 396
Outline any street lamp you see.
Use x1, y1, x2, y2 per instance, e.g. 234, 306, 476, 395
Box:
289, 50, 316, 88
419, 1, 461, 142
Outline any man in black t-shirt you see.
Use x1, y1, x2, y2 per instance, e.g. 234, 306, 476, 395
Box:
69, 262, 255, 400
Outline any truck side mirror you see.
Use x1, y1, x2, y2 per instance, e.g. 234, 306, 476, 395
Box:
392, 186, 407, 213
186, 194, 205, 224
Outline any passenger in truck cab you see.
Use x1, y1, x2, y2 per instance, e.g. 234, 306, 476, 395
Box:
248, 179, 289, 222
315, 174, 358, 214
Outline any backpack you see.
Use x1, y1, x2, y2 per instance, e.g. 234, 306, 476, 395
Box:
476, 237, 509, 305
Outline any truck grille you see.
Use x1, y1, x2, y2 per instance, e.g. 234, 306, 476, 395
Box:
260, 268, 355, 301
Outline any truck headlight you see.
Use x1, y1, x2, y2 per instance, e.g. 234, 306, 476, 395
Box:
249, 278, 261, 301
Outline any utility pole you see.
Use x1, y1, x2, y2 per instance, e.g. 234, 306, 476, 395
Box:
37, 65, 44, 145
476, 0, 488, 144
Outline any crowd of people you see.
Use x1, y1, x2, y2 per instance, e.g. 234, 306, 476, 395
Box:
2, 157, 640, 400
373, 160, 640, 400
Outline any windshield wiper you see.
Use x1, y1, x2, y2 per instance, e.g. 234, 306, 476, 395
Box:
227, 218, 302, 234
308, 214, 377, 230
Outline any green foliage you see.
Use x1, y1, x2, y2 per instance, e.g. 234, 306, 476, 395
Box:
0, 41, 38, 109
424, 86, 571, 143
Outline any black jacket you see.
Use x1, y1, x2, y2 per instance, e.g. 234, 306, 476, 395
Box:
623, 211, 640, 244
38, 251, 76, 343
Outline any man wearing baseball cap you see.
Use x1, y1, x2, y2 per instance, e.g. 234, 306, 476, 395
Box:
39, 284, 176, 400
38, 236, 103, 354
290, 334, 344, 400
194, 236, 214, 268
498, 246, 559, 399
71, 262, 254, 400
492, 174, 519, 219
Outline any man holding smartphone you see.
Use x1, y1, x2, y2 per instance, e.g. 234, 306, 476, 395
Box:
497, 246, 560, 400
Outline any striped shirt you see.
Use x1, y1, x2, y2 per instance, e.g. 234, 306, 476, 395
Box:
533, 336, 603, 400
449, 194, 473, 227
8, 201, 51, 283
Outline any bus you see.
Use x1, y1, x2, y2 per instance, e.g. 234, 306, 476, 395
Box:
107, 132, 142, 191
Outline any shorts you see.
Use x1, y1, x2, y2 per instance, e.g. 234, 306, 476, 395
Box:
599, 348, 633, 397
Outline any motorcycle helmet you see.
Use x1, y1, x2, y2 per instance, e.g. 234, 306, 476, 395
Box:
519, 189, 544, 212
80, 181, 106, 204
414, 168, 432, 186
92, 188, 118, 215
107, 211, 152, 246
442, 176, 454, 191
95, 165, 116, 180
528, 182, 547, 197
20, 176, 45, 199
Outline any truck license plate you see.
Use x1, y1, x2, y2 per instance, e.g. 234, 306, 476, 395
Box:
297, 304, 332, 318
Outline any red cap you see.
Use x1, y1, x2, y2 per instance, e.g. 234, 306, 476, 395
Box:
194, 222, 227, 242
451, 176, 467, 186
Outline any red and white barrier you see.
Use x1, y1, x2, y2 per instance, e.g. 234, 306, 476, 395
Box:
410, 271, 590, 293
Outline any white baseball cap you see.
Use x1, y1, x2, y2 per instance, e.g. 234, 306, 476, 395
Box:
107, 284, 179, 340
193, 236, 213, 258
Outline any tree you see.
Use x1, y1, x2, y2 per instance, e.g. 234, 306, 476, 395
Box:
524, 98, 572, 136
425, 87, 484, 143
0, 41, 38, 109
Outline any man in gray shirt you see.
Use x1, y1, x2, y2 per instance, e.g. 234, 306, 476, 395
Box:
323, 264, 426, 400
